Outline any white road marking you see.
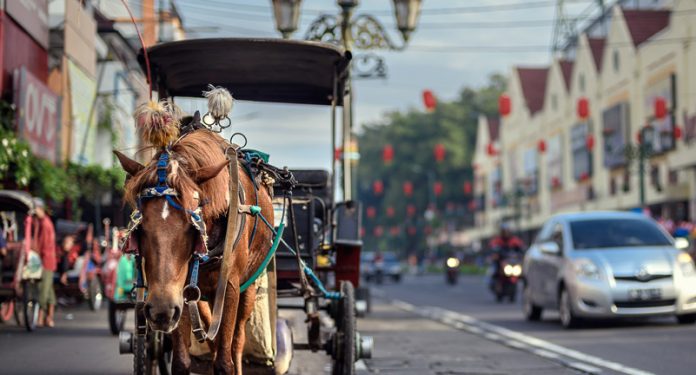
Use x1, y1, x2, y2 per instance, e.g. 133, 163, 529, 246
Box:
380, 294, 655, 375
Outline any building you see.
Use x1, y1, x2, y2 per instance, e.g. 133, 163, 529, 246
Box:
466, 2, 696, 246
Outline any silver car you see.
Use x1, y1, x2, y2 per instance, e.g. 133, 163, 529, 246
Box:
522, 211, 696, 328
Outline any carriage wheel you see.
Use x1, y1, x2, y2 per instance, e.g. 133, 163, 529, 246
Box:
108, 301, 126, 335
332, 281, 356, 375
88, 278, 103, 311
0, 300, 14, 322
22, 280, 40, 332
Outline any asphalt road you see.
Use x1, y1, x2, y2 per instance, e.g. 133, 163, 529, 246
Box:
375, 274, 696, 375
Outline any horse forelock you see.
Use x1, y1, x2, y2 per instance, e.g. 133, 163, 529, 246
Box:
124, 130, 230, 220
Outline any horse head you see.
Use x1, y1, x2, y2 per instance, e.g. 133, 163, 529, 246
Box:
115, 139, 229, 332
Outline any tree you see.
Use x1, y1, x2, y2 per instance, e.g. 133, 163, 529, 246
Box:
357, 74, 505, 255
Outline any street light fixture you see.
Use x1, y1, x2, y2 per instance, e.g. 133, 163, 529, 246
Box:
271, 0, 303, 39
271, 0, 423, 78
392, 0, 422, 42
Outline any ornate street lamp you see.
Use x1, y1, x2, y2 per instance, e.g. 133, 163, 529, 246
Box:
271, 0, 423, 79
271, 0, 303, 39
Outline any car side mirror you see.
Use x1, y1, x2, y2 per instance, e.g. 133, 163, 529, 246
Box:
539, 241, 560, 255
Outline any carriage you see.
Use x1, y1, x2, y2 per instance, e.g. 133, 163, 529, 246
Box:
0, 190, 43, 331
116, 38, 371, 374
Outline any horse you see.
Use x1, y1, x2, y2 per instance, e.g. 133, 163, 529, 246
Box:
115, 128, 274, 374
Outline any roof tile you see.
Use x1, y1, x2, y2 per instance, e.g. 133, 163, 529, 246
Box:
622, 9, 671, 47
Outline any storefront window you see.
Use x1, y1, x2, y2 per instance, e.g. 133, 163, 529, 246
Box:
602, 102, 629, 168
547, 135, 563, 188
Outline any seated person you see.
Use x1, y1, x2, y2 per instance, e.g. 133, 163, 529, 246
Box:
57, 235, 80, 285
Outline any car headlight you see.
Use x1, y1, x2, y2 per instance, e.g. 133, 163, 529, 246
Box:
574, 258, 601, 280
677, 252, 696, 276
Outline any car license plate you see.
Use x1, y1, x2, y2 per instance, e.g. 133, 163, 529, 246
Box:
628, 288, 662, 301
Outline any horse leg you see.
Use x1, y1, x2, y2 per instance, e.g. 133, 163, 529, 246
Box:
213, 282, 240, 375
171, 310, 192, 375
231, 288, 256, 374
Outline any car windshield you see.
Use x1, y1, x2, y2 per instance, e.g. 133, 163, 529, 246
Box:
569, 218, 672, 249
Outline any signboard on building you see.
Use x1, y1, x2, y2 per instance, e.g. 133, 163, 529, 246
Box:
571, 122, 592, 180
68, 60, 97, 165
602, 102, 629, 168
13, 67, 60, 163
643, 74, 676, 154
5, 0, 49, 48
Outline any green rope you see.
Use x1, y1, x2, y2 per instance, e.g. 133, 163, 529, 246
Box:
239, 223, 285, 293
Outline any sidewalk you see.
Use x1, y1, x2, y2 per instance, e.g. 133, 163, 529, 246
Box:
357, 298, 580, 375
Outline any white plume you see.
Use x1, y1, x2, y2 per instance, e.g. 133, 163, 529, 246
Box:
203, 84, 234, 120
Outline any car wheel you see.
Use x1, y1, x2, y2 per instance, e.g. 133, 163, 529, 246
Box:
522, 284, 542, 321
559, 288, 582, 329
676, 313, 696, 324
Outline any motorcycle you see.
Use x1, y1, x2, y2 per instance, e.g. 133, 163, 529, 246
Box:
445, 257, 460, 285
491, 252, 522, 302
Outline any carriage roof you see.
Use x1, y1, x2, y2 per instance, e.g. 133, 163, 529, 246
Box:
139, 38, 351, 106
0, 190, 33, 212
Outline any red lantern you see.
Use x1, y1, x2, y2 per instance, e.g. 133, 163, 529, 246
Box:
334, 147, 343, 161
498, 94, 511, 116
674, 126, 682, 140
537, 140, 546, 153
577, 97, 590, 119
585, 134, 595, 150
423, 90, 437, 112
636, 130, 642, 144
360, 227, 366, 237
433, 143, 446, 163
382, 144, 394, 164
580, 172, 589, 181
403, 181, 413, 197
552, 176, 561, 188
433, 181, 443, 196
386, 206, 395, 217
406, 204, 417, 217
373, 226, 384, 237
366, 206, 376, 219
654, 97, 667, 119
389, 226, 400, 236
463, 181, 472, 194
373, 180, 384, 195
486, 142, 497, 156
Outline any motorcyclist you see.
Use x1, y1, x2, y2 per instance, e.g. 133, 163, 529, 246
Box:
488, 223, 524, 288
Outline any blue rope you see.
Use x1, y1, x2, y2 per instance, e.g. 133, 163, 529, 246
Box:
254, 208, 340, 300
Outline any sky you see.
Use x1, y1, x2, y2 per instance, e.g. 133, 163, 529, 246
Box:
173, 0, 597, 170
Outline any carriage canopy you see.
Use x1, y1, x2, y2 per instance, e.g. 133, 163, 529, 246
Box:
139, 38, 351, 106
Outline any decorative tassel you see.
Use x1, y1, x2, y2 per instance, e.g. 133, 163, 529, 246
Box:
134, 100, 181, 147
203, 84, 234, 120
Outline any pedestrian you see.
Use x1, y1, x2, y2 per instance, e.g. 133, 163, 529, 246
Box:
32, 198, 57, 328
0, 229, 7, 273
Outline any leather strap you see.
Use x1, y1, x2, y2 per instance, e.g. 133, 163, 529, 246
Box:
187, 148, 245, 343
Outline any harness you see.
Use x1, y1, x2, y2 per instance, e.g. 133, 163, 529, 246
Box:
120, 146, 285, 343
120, 140, 339, 343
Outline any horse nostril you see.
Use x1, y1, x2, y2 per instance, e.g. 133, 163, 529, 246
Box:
172, 306, 181, 323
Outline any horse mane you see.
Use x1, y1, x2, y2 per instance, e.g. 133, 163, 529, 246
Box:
123, 130, 230, 220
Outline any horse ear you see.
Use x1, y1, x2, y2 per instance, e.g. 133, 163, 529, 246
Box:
194, 160, 229, 185
114, 150, 144, 176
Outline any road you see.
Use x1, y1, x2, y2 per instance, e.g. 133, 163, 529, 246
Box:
376, 274, 696, 375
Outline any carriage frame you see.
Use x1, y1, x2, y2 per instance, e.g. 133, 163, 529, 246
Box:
117, 38, 370, 375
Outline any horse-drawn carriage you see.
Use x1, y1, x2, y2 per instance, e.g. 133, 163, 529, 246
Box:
115, 38, 370, 374
0, 190, 43, 331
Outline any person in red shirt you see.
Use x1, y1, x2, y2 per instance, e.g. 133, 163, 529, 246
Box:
32, 198, 57, 327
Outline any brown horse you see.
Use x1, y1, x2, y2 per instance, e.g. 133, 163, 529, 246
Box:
115, 129, 274, 374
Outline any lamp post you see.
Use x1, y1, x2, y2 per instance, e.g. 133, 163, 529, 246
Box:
271, 0, 423, 200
